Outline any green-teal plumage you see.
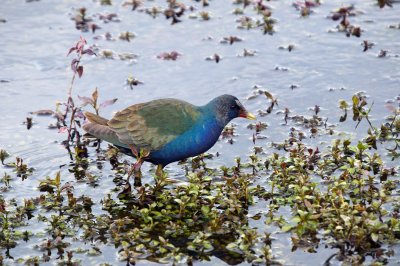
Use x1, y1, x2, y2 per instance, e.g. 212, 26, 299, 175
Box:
83, 94, 255, 167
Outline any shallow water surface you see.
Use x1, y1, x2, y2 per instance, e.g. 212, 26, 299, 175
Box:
0, 0, 399, 265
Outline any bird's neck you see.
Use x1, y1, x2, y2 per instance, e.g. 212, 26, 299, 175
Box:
201, 103, 227, 128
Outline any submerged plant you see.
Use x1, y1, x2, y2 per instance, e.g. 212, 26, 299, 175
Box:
0, 149, 9, 165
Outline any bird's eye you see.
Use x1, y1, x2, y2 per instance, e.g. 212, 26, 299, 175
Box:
230, 105, 237, 110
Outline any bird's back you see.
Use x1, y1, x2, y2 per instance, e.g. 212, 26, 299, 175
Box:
83, 98, 204, 157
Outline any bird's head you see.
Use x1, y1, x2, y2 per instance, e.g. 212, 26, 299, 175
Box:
210, 94, 256, 126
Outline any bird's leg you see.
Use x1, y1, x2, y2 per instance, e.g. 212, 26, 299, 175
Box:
95, 139, 101, 153
127, 145, 143, 186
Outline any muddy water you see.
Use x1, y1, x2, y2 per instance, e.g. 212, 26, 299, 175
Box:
0, 0, 399, 265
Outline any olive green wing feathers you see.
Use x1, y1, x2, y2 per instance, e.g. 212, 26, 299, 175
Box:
107, 98, 201, 151
83, 112, 127, 147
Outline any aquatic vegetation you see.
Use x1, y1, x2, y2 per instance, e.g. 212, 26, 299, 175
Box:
378, 49, 389, 58
377, 0, 399, 8
71, 8, 93, 32
1, 1, 400, 265
362, 40, 375, 52
163, 1, 186, 24
126, 75, 144, 89
205, 53, 221, 63
220, 36, 243, 45
232, 0, 277, 35
118, 31, 136, 42
157, 51, 181, 60
1, 92, 399, 264
78, 87, 117, 116
278, 44, 295, 52
62, 37, 95, 145
292, 0, 320, 17
328, 5, 362, 38
239, 49, 256, 57
198, 11, 211, 21
122, 0, 143, 11
24, 117, 33, 130
0, 149, 10, 165
100, 0, 112, 6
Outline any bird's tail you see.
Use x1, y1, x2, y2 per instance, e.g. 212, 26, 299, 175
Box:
84, 112, 109, 125
82, 112, 126, 148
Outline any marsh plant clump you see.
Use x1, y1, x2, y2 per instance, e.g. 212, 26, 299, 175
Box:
1, 0, 400, 265
1, 92, 399, 265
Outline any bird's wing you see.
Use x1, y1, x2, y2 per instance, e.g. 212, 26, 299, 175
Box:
83, 112, 127, 147
107, 99, 201, 151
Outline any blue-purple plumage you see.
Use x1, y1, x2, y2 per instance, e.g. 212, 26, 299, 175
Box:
83, 94, 255, 167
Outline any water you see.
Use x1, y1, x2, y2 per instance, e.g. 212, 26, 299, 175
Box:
0, 0, 399, 265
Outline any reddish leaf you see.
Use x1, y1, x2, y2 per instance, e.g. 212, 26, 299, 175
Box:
60, 182, 74, 192
92, 88, 98, 103
157, 51, 181, 60
70, 59, 79, 73
100, 98, 118, 108
77, 66, 83, 78
76, 36, 87, 53
82, 48, 95, 56
305, 1, 318, 7
58, 126, 68, 133
30, 109, 54, 116
67, 47, 77, 56
75, 110, 85, 119
90, 23, 101, 33
78, 95, 94, 106
331, 13, 342, 21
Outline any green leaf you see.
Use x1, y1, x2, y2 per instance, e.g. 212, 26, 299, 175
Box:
264, 91, 274, 100
226, 242, 238, 250
371, 233, 379, 242
291, 216, 301, 224
340, 214, 351, 226
339, 99, 348, 110
297, 209, 308, 218
357, 141, 368, 151
352, 95, 359, 106
348, 146, 358, 154
55, 171, 61, 186
174, 199, 182, 204
282, 224, 293, 232
201, 205, 210, 216
203, 242, 213, 250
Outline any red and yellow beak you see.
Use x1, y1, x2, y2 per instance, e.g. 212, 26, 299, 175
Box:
239, 109, 256, 120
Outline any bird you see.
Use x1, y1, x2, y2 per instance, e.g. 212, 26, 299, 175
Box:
83, 94, 255, 175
